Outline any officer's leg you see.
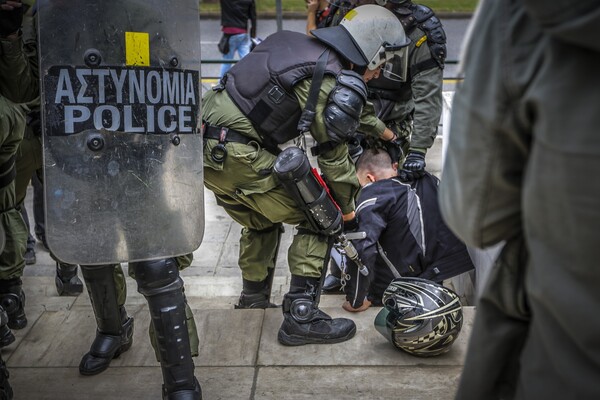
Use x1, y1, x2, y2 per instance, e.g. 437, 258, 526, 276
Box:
130, 259, 201, 400
79, 264, 134, 376
236, 225, 283, 308
0, 307, 13, 400
213, 193, 282, 309
130, 255, 199, 362
0, 210, 29, 330
278, 227, 356, 346
54, 261, 83, 296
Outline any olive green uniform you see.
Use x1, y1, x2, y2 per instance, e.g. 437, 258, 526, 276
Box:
203, 77, 384, 282
439, 0, 600, 398
370, 22, 444, 156
0, 33, 38, 279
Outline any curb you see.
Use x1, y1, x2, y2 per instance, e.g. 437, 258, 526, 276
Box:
200, 11, 473, 20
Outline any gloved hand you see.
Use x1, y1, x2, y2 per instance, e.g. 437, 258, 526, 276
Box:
383, 137, 404, 166
400, 151, 426, 181
342, 216, 359, 233
0, 1, 24, 37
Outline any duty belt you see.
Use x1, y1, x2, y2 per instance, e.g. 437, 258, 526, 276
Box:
202, 123, 254, 163
202, 122, 282, 159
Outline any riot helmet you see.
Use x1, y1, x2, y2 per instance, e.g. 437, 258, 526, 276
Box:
311, 4, 410, 71
374, 277, 463, 357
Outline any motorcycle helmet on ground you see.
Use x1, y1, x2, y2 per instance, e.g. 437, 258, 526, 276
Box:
374, 277, 463, 357
310, 4, 410, 71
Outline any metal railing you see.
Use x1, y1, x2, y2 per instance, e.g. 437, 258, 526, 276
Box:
200, 59, 462, 82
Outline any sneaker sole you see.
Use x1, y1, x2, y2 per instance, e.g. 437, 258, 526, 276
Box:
277, 325, 357, 346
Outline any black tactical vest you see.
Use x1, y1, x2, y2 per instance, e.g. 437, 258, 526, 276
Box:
224, 31, 345, 145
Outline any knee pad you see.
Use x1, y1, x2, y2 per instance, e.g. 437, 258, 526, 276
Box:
130, 258, 182, 296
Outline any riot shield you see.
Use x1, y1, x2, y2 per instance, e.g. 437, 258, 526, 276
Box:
38, 0, 204, 264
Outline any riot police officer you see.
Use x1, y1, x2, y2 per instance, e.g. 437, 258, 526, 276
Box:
36, 0, 205, 398
12, 0, 84, 297
0, 0, 39, 331
370, 0, 446, 181
308, 0, 446, 179
202, 5, 408, 345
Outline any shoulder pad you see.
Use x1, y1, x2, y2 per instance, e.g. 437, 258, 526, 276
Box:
411, 4, 434, 23
422, 16, 446, 44
337, 70, 368, 102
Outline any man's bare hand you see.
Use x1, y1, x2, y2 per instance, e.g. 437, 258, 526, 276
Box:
342, 299, 372, 312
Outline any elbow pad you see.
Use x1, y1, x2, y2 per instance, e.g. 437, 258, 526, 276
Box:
323, 70, 368, 144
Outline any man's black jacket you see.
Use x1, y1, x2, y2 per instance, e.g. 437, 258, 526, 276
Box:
345, 172, 474, 308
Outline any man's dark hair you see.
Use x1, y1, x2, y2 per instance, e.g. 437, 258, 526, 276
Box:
355, 148, 393, 174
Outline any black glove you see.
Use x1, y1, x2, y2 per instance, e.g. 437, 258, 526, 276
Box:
400, 151, 426, 181
383, 137, 404, 165
0, 1, 24, 37
342, 216, 359, 233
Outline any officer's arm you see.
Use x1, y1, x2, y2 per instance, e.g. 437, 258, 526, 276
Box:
0, 2, 38, 103
293, 77, 360, 217
409, 57, 443, 153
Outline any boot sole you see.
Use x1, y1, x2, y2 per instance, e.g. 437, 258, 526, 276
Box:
79, 339, 134, 376
277, 325, 357, 346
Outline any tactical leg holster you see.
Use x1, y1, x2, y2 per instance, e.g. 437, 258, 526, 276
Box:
0, 279, 27, 330
79, 264, 134, 376
130, 259, 201, 400
278, 275, 356, 346
55, 262, 83, 296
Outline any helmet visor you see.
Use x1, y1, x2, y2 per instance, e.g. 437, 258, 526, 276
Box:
381, 47, 409, 82
374, 307, 395, 344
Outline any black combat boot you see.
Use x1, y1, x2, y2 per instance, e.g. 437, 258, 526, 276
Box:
0, 307, 14, 349
0, 357, 12, 400
235, 275, 278, 309
80, 264, 134, 376
278, 277, 356, 346
0, 279, 27, 330
55, 262, 84, 296
79, 306, 134, 375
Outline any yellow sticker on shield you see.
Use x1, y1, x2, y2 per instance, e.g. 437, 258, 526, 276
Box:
344, 9, 357, 20
125, 32, 150, 66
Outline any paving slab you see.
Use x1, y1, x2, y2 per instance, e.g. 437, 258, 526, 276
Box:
9, 366, 255, 400
254, 366, 462, 400
258, 306, 474, 367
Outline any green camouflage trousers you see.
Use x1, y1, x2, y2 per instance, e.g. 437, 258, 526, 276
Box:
204, 139, 330, 283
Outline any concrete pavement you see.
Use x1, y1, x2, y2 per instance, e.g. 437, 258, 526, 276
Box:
6, 135, 475, 399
